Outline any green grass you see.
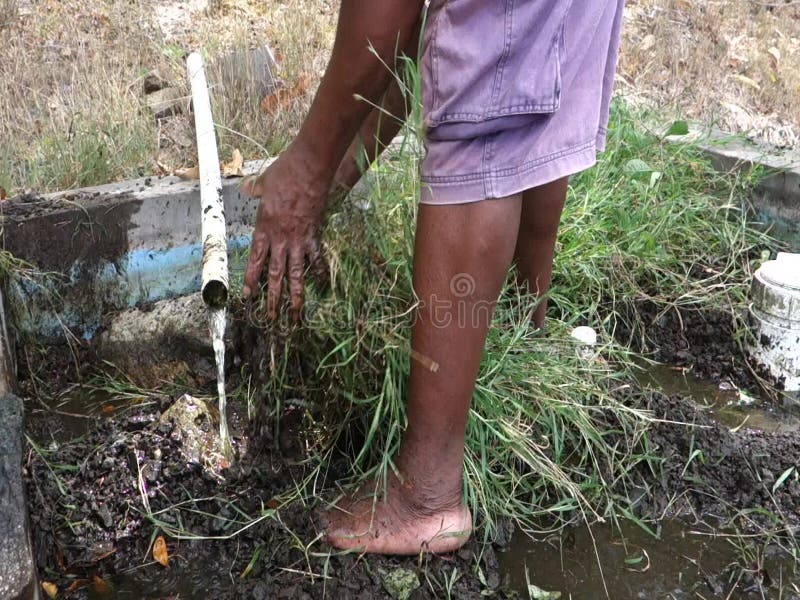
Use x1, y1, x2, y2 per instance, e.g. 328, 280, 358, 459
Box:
238, 98, 778, 540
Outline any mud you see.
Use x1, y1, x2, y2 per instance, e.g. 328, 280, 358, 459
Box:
1, 190, 139, 272
24, 392, 509, 600
619, 301, 782, 397
20, 301, 800, 599
639, 391, 800, 526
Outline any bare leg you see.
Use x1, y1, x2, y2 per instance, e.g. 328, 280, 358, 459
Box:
513, 177, 569, 329
323, 195, 522, 554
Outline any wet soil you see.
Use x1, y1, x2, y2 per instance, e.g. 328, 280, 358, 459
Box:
24, 377, 800, 599
618, 300, 784, 399
24, 392, 509, 600
639, 391, 800, 527
21, 302, 800, 599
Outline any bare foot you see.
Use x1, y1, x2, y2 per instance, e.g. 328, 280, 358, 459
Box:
320, 472, 472, 555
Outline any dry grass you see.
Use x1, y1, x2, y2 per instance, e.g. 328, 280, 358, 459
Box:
3, 0, 799, 193
620, 0, 800, 147
0, 0, 166, 191
0, 0, 334, 193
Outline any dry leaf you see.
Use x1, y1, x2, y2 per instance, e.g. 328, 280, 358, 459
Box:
0, 187, 6, 201
222, 149, 244, 178
153, 535, 169, 567
102, 404, 115, 414
66, 579, 90, 593
260, 73, 312, 116
41, 581, 58, 599
175, 166, 200, 181
733, 74, 761, 90
639, 34, 656, 52
92, 576, 111, 595
768, 46, 781, 69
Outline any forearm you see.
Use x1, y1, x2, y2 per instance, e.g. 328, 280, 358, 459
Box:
293, 0, 424, 184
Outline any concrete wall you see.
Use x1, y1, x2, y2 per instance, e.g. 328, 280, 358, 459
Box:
678, 127, 800, 250
2, 160, 269, 340
1, 127, 798, 343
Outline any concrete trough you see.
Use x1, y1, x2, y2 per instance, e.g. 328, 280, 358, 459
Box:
1, 160, 269, 341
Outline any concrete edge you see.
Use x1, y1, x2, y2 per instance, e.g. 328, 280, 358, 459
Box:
1, 160, 273, 339
665, 123, 800, 249
1, 121, 799, 343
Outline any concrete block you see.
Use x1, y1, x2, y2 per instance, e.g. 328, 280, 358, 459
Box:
146, 87, 187, 119
668, 125, 800, 250
210, 46, 277, 98
0, 394, 38, 600
97, 292, 226, 386
1, 159, 271, 340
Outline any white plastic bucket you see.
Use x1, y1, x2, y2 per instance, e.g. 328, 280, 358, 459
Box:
748, 252, 800, 392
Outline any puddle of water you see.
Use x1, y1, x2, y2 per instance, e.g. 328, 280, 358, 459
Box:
499, 520, 795, 599
27, 387, 128, 442
638, 362, 800, 434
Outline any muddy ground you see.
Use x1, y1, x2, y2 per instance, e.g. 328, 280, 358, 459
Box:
21, 305, 800, 599
24, 396, 508, 600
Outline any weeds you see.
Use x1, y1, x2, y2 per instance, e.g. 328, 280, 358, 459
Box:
238, 91, 776, 543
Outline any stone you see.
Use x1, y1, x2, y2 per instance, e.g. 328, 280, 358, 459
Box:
143, 69, 170, 94
159, 394, 220, 467
381, 568, 420, 600
0, 394, 38, 600
146, 87, 185, 119
97, 293, 224, 387
210, 46, 278, 98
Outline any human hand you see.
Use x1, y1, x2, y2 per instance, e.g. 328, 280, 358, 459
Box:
242, 143, 330, 322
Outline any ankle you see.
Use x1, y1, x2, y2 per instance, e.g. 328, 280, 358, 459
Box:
394, 468, 463, 516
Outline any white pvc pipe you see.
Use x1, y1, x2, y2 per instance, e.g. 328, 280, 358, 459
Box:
187, 52, 228, 309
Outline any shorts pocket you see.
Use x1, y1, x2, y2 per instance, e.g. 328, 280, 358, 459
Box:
423, 0, 573, 141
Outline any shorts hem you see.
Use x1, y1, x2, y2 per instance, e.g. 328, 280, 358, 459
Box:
420, 137, 601, 205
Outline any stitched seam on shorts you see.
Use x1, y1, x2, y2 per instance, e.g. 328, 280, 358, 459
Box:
488, 0, 514, 117
429, 2, 445, 111
433, 103, 560, 123
482, 134, 493, 198
422, 139, 596, 185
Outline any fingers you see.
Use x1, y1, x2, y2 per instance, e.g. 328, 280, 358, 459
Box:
240, 175, 262, 198
267, 244, 287, 320
287, 248, 305, 323
307, 237, 329, 292
243, 212, 269, 299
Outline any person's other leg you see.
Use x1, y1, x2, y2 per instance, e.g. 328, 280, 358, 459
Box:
330, 25, 420, 200
324, 194, 522, 555
513, 177, 569, 329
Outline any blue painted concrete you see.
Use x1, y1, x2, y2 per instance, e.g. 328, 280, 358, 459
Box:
17, 234, 252, 340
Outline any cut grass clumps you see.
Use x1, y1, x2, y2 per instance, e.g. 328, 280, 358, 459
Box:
241, 101, 776, 539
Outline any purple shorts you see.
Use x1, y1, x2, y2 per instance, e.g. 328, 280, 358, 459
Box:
419, 0, 625, 204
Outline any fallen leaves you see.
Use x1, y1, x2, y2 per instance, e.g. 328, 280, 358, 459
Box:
260, 73, 312, 116
0, 187, 6, 201
92, 575, 111, 595
41, 581, 58, 599
174, 165, 200, 181
767, 46, 781, 70
733, 73, 761, 90
221, 148, 244, 178
172, 147, 245, 182
153, 535, 169, 567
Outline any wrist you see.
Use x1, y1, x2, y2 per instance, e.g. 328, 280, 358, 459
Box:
285, 134, 338, 194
